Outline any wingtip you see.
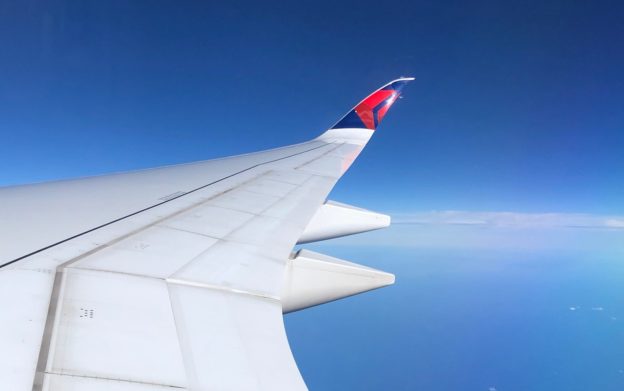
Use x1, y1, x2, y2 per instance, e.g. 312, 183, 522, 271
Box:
330, 77, 414, 131
381, 77, 415, 89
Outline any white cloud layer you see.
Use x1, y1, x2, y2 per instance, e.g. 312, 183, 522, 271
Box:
392, 211, 624, 230
318, 210, 624, 252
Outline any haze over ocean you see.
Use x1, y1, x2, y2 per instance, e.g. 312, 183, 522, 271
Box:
287, 223, 624, 390
2, 1, 623, 390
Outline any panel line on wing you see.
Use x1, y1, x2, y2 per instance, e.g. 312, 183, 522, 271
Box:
164, 283, 198, 391
30, 270, 64, 391
166, 278, 281, 301
42, 371, 187, 389
55, 264, 282, 302
293, 142, 345, 170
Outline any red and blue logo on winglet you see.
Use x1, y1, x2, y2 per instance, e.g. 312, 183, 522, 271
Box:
330, 78, 413, 130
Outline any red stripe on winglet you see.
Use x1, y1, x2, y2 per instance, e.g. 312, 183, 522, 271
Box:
354, 90, 395, 130
376, 92, 397, 123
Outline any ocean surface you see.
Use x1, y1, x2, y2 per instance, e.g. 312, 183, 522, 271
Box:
285, 228, 624, 390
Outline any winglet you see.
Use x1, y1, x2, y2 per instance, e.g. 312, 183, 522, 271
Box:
330, 77, 414, 130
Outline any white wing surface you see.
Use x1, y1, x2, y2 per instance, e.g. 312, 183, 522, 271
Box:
0, 78, 413, 391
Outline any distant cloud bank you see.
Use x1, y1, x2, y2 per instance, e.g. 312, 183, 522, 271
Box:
319, 210, 624, 251
392, 211, 624, 230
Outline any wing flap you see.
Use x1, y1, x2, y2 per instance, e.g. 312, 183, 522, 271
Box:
43, 373, 182, 391
45, 269, 187, 387
168, 285, 306, 390
0, 268, 55, 391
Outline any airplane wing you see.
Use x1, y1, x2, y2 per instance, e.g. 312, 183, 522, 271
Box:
0, 77, 413, 391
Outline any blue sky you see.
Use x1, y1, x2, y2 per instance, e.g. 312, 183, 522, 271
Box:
2, 1, 623, 215
2, 2, 624, 390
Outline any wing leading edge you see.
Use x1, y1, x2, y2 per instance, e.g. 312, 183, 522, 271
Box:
0, 78, 413, 391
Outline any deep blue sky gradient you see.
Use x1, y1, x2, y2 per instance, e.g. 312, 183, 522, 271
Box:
1, 0, 623, 214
